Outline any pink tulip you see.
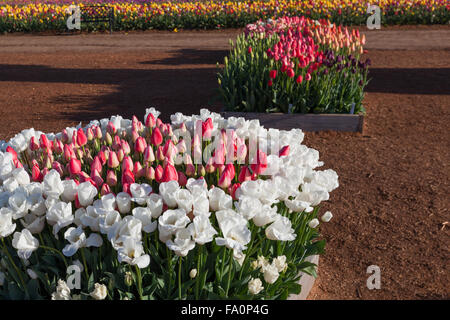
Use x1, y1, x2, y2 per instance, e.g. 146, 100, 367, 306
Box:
145, 113, 156, 128
143, 146, 155, 163
135, 137, 147, 154
100, 183, 112, 196
155, 165, 164, 182
133, 161, 143, 178
117, 149, 125, 163
230, 183, 241, 200
54, 139, 64, 154
95, 126, 103, 139
156, 146, 165, 161
108, 151, 120, 169
91, 169, 104, 187
106, 170, 117, 187
6, 146, 18, 162
39, 134, 50, 150
151, 127, 163, 146
122, 169, 135, 186
29, 136, 39, 151
218, 170, 232, 189
86, 127, 94, 141
107, 121, 116, 135
144, 165, 155, 181
185, 163, 196, 177
98, 150, 107, 165
112, 135, 121, 151
121, 140, 131, 155
250, 150, 268, 175
202, 118, 213, 140
31, 165, 42, 182
52, 161, 64, 176
122, 156, 134, 173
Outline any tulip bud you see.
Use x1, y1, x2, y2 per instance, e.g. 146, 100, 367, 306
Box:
69, 158, 82, 176
106, 170, 117, 187
29, 136, 39, 151
107, 151, 119, 169
162, 163, 178, 183
308, 219, 320, 229
112, 135, 121, 151
122, 156, 134, 173
61, 129, 69, 144
107, 121, 116, 135
321, 211, 333, 222
135, 137, 147, 154
105, 132, 113, 146
189, 269, 197, 279
76, 128, 87, 147
143, 146, 155, 163
218, 170, 231, 189
32, 165, 42, 182
133, 161, 143, 178
100, 184, 112, 196
125, 272, 134, 287
39, 134, 50, 150
144, 165, 155, 181
155, 165, 163, 183
95, 126, 103, 139
197, 164, 206, 177
117, 149, 125, 163
121, 140, 131, 155
151, 127, 163, 146
122, 169, 135, 187
145, 113, 156, 128
156, 146, 165, 162
86, 127, 94, 141
185, 164, 196, 177
178, 171, 187, 186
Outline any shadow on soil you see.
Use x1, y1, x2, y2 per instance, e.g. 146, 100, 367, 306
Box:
0, 63, 223, 123
140, 49, 229, 66
366, 68, 450, 95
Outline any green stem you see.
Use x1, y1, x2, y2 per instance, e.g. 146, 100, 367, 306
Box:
40, 245, 68, 269
195, 246, 202, 300
80, 248, 89, 282
135, 265, 143, 300
1, 238, 28, 295
178, 256, 182, 300
225, 250, 233, 298
166, 246, 172, 297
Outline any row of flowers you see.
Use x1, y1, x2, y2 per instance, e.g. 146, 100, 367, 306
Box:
0, 108, 338, 300
0, 0, 449, 32
218, 16, 370, 114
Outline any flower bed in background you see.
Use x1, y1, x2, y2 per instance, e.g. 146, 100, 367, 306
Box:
0, 108, 338, 300
0, 0, 448, 33
218, 16, 370, 114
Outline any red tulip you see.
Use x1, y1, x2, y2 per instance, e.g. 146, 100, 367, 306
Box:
31, 164, 42, 182
230, 183, 241, 200
76, 128, 87, 147
162, 163, 178, 182
268, 79, 273, 87
178, 171, 187, 186
251, 150, 268, 175
107, 121, 116, 135
296, 75, 303, 84
238, 166, 252, 183
91, 156, 102, 175
6, 146, 18, 162
202, 118, 213, 140
69, 158, 81, 176
122, 169, 135, 186
133, 161, 143, 178
286, 68, 295, 78
269, 70, 277, 79
279, 145, 290, 157
29, 136, 39, 151
39, 134, 50, 150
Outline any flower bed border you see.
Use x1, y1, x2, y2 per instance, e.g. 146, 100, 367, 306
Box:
220, 111, 364, 132
288, 255, 319, 300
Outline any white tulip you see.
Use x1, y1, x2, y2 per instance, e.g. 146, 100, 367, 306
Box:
248, 278, 264, 295
108, 216, 142, 249
308, 218, 320, 229
159, 180, 180, 208
61, 180, 78, 202
51, 279, 71, 300
187, 215, 217, 245
132, 207, 157, 233
174, 189, 193, 212
189, 269, 197, 279
166, 228, 195, 257
8, 187, 30, 219
215, 210, 250, 252
186, 178, 208, 195
9, 133, 27, 152
192, 194, 210, 217
158, 209, 190, 242
262, 264, 279, 284
208, 187, 232, 211
12, 168, 30, 186
20, 214, 45, 234
62, 226, 103, 257
101, 193, 116, 211
252, 205, 278, 227
27, 268, 38, 280
90, 283, 107, 300
80, 206, 103, 232
116, 192, 131, 214
28, 192, 46, 216
2, 177, 19, 193
12, 229, 39, 260
0, 208, 16, 237
146, 193, 163, 219
130, 183, 152, 205
265, 216, 296, 241
46, 201, 73, 236
272, 255, 288, 273
117, 237, 150, 268
321, 211, 333, 222
77, 182, 97, 207
235, 196, 262, 220
43, 170, 64, 198
99, 210, 121, 235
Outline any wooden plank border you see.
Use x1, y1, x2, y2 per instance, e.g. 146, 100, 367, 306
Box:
220, 112, 364, 132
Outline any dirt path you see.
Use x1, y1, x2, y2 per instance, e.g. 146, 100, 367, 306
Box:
0, 26, 449, 299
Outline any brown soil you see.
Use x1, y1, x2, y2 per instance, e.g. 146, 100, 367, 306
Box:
0, 26, 449, 299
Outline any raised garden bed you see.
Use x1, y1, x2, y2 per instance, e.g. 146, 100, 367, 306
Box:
221, 111, 364, 132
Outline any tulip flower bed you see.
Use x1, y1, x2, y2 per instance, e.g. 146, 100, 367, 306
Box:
0, 108, 338, 300
218, 16, 371, 114
0, 0, 449, 33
